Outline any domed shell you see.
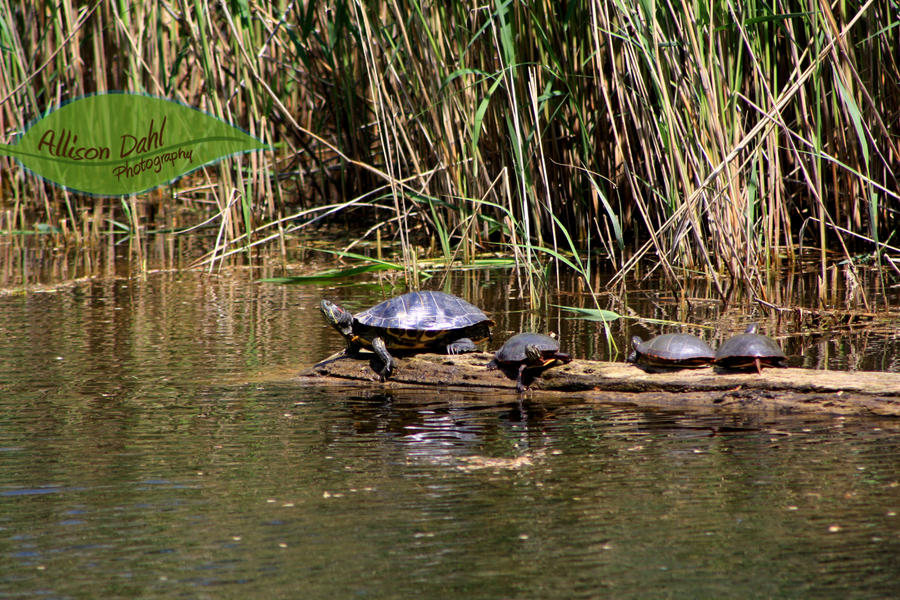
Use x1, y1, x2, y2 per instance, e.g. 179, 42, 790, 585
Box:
715, 324, 786, 370
489, 332, 572, 392
628, 333, 715, 367
355, 291, 491, 331
494, 332, 561, 363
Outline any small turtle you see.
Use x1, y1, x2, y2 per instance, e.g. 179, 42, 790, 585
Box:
715, 323, 786, 373
319, 291, 493, 381
488, 332, 572, 392
627, 333, 715, 369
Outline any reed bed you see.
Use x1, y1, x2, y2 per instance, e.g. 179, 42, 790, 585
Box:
0, 0, 897, 303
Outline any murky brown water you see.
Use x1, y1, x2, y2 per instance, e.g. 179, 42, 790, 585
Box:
1, 262, 899, 598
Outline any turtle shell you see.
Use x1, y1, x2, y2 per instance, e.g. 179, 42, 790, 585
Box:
493, 332, 568, 365
715, 324, 786, 370
488, 332, 572, 392
628, 333, 715, 368
352, 291, 493, 350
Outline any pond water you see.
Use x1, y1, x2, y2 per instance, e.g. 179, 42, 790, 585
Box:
1, 269, 899, 599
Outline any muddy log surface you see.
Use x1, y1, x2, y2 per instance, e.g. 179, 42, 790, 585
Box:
299, 351, 900, 417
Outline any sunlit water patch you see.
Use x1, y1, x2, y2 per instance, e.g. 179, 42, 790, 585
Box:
0, 272, 898, 598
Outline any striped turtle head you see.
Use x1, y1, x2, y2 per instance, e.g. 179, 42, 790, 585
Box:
320, 299, 354, 339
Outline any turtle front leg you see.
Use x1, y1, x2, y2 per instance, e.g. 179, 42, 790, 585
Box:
371, 336, 396, 381
515, 364, 529, 393
446, 338, 477, 355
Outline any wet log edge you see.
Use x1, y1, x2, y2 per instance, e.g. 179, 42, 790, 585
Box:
298, 351, 900, 417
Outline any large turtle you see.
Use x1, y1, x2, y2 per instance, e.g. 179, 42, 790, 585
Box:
487, 332, 572, 392
319, 291, 493, 380
627, 333, 715, 369
715, 323, 786, 373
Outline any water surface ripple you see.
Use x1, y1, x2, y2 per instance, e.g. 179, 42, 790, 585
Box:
0, 273, 898, 599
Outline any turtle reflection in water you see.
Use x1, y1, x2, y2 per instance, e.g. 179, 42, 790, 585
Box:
319, 291, 493, 381
488, 332, 572, 392
627, 333, 715, 369
715, 323, 787, 374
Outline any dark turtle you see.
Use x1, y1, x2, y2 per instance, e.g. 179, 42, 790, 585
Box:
715, 323, 786, 373
627, 333, 715, 369
319, 291, 493, 381
487, 332, 572, 392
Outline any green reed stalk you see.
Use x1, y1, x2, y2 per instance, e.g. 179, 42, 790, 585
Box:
0, 0, 896, 306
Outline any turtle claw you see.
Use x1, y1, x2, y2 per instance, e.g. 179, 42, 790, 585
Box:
446, 338, 477, 355
377, 359, 395, 382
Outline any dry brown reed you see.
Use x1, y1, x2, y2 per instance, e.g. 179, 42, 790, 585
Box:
0, 0, 897, 303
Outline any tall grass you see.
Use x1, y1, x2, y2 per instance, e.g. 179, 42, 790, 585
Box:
0, 0, 897, 303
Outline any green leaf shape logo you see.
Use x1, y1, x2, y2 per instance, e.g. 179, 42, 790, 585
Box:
0, 93, 270, 196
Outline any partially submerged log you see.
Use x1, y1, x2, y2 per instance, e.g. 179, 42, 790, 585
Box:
299, 351, 900, 417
